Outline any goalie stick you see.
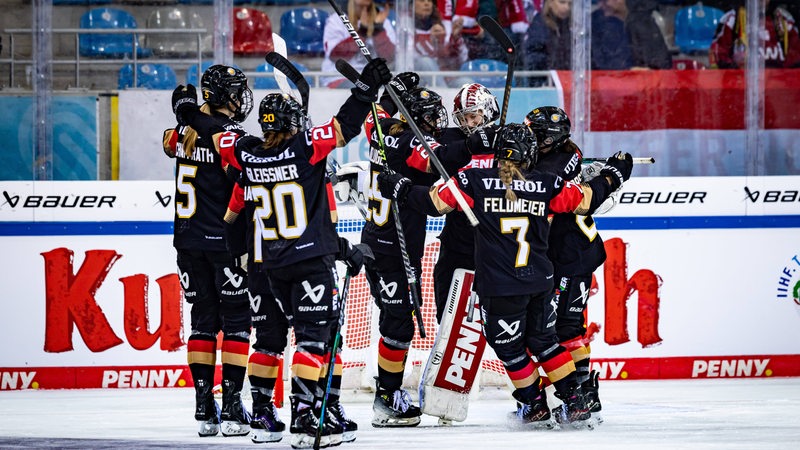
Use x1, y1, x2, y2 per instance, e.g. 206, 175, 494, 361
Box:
325, 0, 479, 228
478, 15, 516, 127
335, 58, 426, 339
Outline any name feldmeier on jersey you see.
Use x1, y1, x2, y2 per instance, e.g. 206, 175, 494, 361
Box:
441, 167, 587, 298
166, 115, 246, 252
224, 119, 341, 269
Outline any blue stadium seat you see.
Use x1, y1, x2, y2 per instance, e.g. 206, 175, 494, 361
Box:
674, 3, 725, 54
79, 8, 151, 58
253, 61, 310, 90
459, 59, 508, 88
279, 7, 328, 55
185, 61, 213, 86
118, 64, 177, 90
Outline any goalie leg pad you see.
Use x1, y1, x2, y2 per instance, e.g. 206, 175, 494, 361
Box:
419, 269, 487, 422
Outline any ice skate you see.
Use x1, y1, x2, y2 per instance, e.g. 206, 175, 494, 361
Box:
511, 388, 556, 430
582, 370, 603, 424
553, 386, 596, 430
194, 379, 220, 437
372, 380, 421, 428
328, 400, 358, 442
249, 393, 285, 443
220, 379, 252, 436
290, 397, 330, 449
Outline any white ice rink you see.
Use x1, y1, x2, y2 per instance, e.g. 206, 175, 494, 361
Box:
1, 378, 798, 449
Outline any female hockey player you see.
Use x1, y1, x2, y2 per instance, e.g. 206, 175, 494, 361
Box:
172, 57, 391, 448
526, 106, 610, 418
163, 65, 253, 438
359, 74, 474, 427
376, 123, 633, 428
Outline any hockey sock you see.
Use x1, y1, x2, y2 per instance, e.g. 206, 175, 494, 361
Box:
562, 336, 591, 385
291, 343, 325, 404
248, 351, 281, 405
317, 351, 343, 404
504, 357, 541, 391
187, 334, 217, 386
377, 337, 408, 392
222, 335, 249, 393
538, 346, 578, 394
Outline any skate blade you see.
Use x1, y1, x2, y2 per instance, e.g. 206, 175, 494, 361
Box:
438, 418, 453, 426
371, 415, 421, 428
558, 416, 598, 431
221, 420, 251, 436
341, 431, 357, 442
290, 433, 330, 449
250, 428, 283, 443
197, 420, 220, 437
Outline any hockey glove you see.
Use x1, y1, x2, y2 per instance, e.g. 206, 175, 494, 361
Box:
172, 84, 198, 126
351, 58, 392, 103
600, 151, 633, 191
380, 72, 420, 115
377, 171, 411, 206
338, 237, 365, 276
466, 125, 498, 155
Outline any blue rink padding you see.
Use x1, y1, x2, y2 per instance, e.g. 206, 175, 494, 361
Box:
1, 215, 799, 236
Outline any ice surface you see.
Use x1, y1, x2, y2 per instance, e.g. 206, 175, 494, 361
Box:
1, 378, 798, 449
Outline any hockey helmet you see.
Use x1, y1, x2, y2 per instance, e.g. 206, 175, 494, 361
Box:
399, 87, 448, 135
258, 93, 309, 134
453, 83, 500, 135
494, 123, 538, 167
524, 106, 571, 151
201, 65, 253, 122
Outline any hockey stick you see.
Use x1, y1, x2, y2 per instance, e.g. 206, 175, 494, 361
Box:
335, 58, 427, 339
478, 15, 516, 127
325, 0, 479, 227
265, 48, 310, 114
583, 157, 655, 165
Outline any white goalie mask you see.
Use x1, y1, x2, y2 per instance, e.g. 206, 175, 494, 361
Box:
453, 83, 500, 135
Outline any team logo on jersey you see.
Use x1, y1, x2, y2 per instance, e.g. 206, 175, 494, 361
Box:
223, 267, 244, 288
497, 319, 520, 338
301, 280, 325, 304
249, 292, 261, 313
378, 277, 398, 298
178, 270, 190, 290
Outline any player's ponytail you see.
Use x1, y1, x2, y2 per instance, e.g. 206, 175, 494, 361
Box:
498, 160, 524, 202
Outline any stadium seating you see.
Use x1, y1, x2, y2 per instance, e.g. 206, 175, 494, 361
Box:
674, 2, 725, 54
279, 7, 328, 56
233, 7, 275, 55
118, 63, 177, 89
459, 59, 508, 88
53, 1, 113, 4
79, 8, 151, 58
146, 6, 211, 57
253, 60, 310, 89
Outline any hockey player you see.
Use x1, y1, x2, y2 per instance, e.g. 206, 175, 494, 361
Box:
172, 57, 391, 448
433, 82, 500, 323
359, 75, 472, 427
376, 123, 633, 428
163, 65, 253, 437
525, 106, 608, 417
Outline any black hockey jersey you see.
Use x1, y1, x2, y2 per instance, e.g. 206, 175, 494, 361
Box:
435, 167, 588, 297
536, 148, 607, 276
165, 113, 246, 252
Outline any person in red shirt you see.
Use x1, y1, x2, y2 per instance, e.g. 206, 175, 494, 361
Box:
710, 0, 800, 69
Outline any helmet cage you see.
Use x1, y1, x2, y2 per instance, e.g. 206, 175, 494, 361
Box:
453, 83, 500, 135
401, 87, 449, 135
